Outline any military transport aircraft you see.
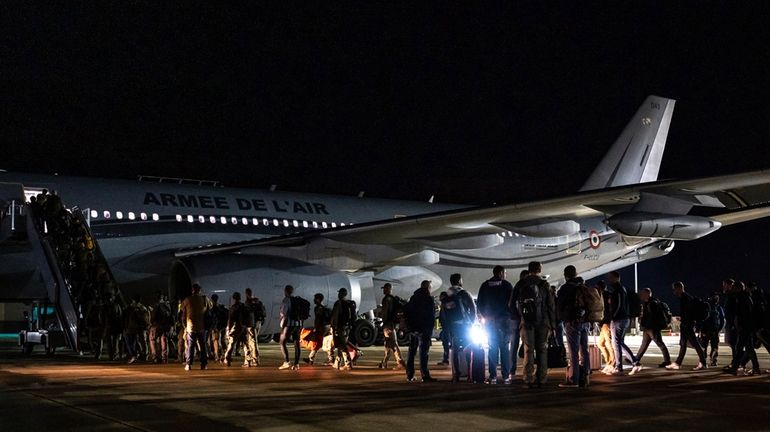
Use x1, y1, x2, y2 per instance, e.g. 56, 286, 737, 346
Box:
3, 95, 770, 344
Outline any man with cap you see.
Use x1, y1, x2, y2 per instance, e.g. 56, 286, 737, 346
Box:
379, 283, 406, 369
305, 293, 333, 365
331, 287, 357, 370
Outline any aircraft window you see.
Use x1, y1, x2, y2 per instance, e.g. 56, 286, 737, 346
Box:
90, 210, 98, 219
231, 217, 238, 225
128, 212, 136, 220
221, 216, 227, 224
252, 218, 259, 226
116, 211, 124, 220
198, 216, 205, 223
302, 221, 308, 228
340, 222, 345, 227
262, 218, 269, 226
175, 214, 182, 222
187, 215, 194, 223
312, 221, 318, 228
500, 232, 506, 237
152, 213, 159, 221
322, 222, 328, 228
104, 211, 111, 219
331, 222, 337, 228
242, 217, 249, 225
140, 212, 147, 221
273, 219, 279, 226
210, 216, 217, 224
292, 220, 299, 228
283, 219, 289, 227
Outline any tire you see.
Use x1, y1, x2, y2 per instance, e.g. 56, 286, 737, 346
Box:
396, 328, 410, 346
257, 333, 273, 344
351, 319, 376, 347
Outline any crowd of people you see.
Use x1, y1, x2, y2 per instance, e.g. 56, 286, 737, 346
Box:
78, 259, 769, 388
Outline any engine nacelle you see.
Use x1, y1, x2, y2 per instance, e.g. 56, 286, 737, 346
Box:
607, 212, 721, 240
170, 254, 374, 335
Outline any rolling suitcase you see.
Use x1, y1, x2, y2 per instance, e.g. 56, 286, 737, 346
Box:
467, 343, 485, 383
588, 344, 602, 370
451, 346, 469, 379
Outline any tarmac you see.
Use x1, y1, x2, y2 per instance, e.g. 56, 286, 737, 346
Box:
1, 336, 769, 432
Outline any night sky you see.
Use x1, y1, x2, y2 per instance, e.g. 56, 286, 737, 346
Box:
2, 4, 770, 309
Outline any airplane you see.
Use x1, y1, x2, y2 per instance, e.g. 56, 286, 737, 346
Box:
2, 95, 770, 346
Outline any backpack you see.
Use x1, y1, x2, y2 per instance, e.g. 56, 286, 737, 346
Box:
650, 299, 672, 330
290, 296, 311, 321
701, 303, 723, 332
576, 283, 604, 323
134, 305, 150, 329
252, 299, 267, 323
627, 290, 642, 318
332, 299, 356, 328
154, 302, 174, 328
519, 280, 545, 325
691, 297, 711, 322
441, 293, 468, 324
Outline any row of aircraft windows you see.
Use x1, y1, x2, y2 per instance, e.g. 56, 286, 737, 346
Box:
88, 209, 346, 229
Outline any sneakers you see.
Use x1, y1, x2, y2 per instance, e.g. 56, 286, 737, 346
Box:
628, 365, 642, 376
504, 377, 513, 385
303, 357, 311, 364
665, 362, 681, 370
421, 376, 437, 383
658, 361, 671, 368
200, 364, 208, 370
407, 377, 416, 382
601, 365, 615, 374
558, 382, 579, 388
242, 362, 251, 368
278, 362, 292, 370
484, 378, 498, 385
692, 362, 707, 371
184, 364, 191, 371
127, 356, 137, 364
744, 368, 762, 376
608, 368, 624, 376
291, 364, 300, 370
377, 362, 386, 369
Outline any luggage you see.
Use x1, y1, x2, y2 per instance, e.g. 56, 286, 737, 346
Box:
347, 342, 362, 364
299, 328, 320, 351
547, 337, 568, 368
322, 334, 334, 353
451, 346, 469, 378
467, 343, 485, 383
588, 344, 602, 370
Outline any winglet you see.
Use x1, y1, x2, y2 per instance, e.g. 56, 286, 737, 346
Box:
580, 95, 676, 191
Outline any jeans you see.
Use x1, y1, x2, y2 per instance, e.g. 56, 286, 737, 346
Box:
406, 331, 432, 379
610, 319, 636, 370
564, 321, 590, 385
675, 323, 706, 365
698, 330, 719, 365
486, 318, 511, 380
280, 325, 301, 364
635, 328, 671, 365
733, 327, 758, 370
521, 324, 549, 384
381, 324, 404, 366
509, 319, 521, 377
597, 323, 615, 366
185, 330, 208, 366
149, 325, 169, 361
124, 333, 138, 358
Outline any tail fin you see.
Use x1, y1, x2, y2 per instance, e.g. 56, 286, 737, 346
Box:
580, 95, 676, 191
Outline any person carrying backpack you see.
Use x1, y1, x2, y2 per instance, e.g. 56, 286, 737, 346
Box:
606, 271, 638, 375
556, 266, 590, 388
207, 294, 229, 363
278, 285, 306, 370
124, 294, 150, 364
330, 287, 357, 371
725, 281, 760, 375
478, 265, 514, 385
305, 293, 333, 366
443, 273, 476, 382
223, 291, 246, 367
241, 288, 260, 367
666, 281, 708, 371
404, 280, 437, 382
149, 291, 173, 364
511, 261, 555, 389
379, 283, 406, 370
179, 283, 212, 371
698, 295, 724, 367
633, 288, 672, 370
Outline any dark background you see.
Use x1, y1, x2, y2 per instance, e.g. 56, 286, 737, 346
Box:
2, 4, 769, 309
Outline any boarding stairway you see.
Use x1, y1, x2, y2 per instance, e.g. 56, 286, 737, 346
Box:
1, 183, 123, 354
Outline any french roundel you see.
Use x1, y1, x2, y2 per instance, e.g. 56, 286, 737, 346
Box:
589, 230, 601, 249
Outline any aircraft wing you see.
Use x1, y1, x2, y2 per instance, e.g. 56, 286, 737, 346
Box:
175, 169, 770, 257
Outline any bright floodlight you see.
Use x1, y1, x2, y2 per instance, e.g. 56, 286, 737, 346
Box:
470, 324, 488, 346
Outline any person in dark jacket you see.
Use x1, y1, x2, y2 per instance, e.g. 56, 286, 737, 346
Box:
556, 266, 590, 388
721, 279, 738, 369
596, 281, 615, 374
697, 295, 724, 367
442, 273, 476, 382
437, 291, 450, 365
405, 280, 437, 382
330, 288, 357, 371
666, 281, 707, 371
726, 281, 760, 375
379, 284, 405, 369
606, 272, 637, 375
478, 265, 513, 384
305, 293, 332, 366
747, 282, 770, 361
223, 292, 245, 367
633, 288, 671, 369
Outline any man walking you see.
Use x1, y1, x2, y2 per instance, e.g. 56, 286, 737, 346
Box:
405, 280, 437, 382
179, 283, 212, 371
556, 266, 590, 388
442, 273, 476, 382
666, 281, 707, 371
149, 290, 173, 364
305, 293, 333, 365
478, 265, 513, 385
512, 261, 555, 388
606, 271, 638, 375
330, 288, 357, 370
278, 285, 304, 370
379, 283, 406, 369
633, 288, 672, 369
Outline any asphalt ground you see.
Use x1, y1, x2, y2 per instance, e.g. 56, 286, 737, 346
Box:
1, 337, 769, 432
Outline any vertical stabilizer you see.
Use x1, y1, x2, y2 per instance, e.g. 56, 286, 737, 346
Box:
580, 95, 676, 191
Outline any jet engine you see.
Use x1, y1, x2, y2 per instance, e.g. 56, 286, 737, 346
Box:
170, 254, 377, 344
607, 212, 721, 240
